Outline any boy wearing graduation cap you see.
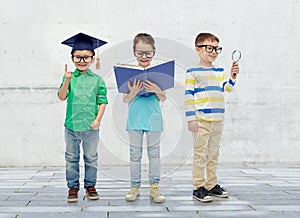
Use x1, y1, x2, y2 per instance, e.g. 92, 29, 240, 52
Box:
58, 33, 108, 202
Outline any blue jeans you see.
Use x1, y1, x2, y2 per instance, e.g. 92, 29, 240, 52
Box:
64, 127, 99, 189
128, 130, 161, 188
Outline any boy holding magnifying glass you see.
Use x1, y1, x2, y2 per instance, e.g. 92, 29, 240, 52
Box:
185, 32, 239, 202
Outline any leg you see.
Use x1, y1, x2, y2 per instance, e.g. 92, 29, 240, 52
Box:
206, 121, 224, 190
82, 129, 99, 189
192, 120, 211, 190
146, 131, 166, 203
146, 131, 161, 185
65, 127, 81, 189
128, 130, 144, 188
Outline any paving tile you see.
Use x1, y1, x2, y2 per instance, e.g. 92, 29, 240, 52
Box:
0, 164, 300, 217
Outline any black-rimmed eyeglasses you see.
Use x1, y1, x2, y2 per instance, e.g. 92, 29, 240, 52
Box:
134, 50, 155, 58
72, 56, 94, 63
197, 45, 222, 54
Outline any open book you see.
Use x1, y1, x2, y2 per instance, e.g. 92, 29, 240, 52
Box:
113, 60, 175, 96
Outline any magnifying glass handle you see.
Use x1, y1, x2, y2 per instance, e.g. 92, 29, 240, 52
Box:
232, 61, 237, 77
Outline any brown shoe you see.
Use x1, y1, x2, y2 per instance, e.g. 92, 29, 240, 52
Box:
67, 188, 79, 202
86, 186, 99, 200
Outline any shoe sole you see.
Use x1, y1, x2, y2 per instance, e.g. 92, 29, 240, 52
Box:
208, 192, 229, 198
67, 198, 78, 202
125, 193, 140, 202
86, 195, 99, 200
150, 196, 166, 203
192, 195, 213, 203
211, 194, 229, 198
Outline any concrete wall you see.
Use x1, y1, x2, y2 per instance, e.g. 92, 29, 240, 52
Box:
0, 0, 299, 166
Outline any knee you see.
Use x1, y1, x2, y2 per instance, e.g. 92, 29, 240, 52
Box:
130, 149, 142, 162
65, 151, 79, 163
148, 146, 160, 161
84, 152, 98, 163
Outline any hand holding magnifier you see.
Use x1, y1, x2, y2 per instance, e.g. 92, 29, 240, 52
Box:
232, 50, 241, 77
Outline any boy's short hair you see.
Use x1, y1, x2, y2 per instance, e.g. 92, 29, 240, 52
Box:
133, 33, 155, 50
195, 33, 219, 47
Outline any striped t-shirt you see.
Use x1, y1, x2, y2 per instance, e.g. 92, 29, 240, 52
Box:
185, 66, 235, 122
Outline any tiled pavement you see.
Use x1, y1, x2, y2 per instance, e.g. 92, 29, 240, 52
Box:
0, 164, 300, 218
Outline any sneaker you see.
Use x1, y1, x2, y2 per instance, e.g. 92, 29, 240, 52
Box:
125, 186, 140, 202
67, 188, 79, 202
150, 184, 166, 203
208, 184, 228, 198
193, 187, 213, 202
86, 186, 99, 200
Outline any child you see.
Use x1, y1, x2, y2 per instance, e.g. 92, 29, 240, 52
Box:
123, 33, 166, 203
58, 33, 108, 202
185, 32, 239, 202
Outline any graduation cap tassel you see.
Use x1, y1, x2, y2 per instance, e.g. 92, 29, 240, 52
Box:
96, 50, 100, 70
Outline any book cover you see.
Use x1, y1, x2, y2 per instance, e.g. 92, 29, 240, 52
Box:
113, 60, 175, 96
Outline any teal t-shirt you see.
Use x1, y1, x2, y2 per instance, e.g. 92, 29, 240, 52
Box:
126, 94, 163, 132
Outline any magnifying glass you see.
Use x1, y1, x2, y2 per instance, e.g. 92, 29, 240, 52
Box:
232, 50, 241, 76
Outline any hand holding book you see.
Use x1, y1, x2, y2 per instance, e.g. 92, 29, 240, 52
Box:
128, 79, 144, 96
143, 80, 161, 93
114, 60, 175, 96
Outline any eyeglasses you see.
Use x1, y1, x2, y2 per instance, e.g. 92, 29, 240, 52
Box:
72, 56, 94, 63
134, 50, 155, 58
197, 45, 222, 54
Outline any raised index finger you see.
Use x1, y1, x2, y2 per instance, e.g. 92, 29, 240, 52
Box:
65, 64, 68, 72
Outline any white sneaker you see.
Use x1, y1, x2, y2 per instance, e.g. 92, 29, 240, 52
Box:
125, 186, 140, 202
150, 184, 166, 203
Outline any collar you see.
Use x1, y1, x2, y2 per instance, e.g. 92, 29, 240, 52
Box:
74, 69, 94, 77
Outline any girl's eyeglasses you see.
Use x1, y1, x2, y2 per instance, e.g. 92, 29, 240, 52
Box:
134, 50, 155, 58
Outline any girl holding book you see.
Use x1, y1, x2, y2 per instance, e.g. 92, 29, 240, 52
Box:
123, 33, 166, 203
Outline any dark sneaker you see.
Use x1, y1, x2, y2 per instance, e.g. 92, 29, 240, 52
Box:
192, 187, 213, 202
208, 184, 228, 198
67, 188, 79, 202
86, 186, 99, 200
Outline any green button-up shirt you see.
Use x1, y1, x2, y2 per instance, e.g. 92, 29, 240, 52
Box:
59, 69, 108, 131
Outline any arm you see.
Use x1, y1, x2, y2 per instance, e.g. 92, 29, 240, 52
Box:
143, 80, 166, 102
90, 104, 106, 130
185, 70, 198, 132
58, 64, 73, 101
90, 78, 108, 130
58, 79, 70, 100
123, 79, 143, 103
223, 62, 239, 92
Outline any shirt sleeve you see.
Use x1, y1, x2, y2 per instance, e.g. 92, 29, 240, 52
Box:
222, 72, 235, 93
96, 78, 108, 105
185, 70, 197, 121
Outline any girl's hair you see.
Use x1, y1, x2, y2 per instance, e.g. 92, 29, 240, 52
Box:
133, 33, 155, 50
195, 32, 219, 47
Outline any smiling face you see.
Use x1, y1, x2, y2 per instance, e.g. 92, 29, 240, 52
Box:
72, 50, 95, 72
196, 39, 220, 67
134, 40, 155, 68
195, 40, 219, 67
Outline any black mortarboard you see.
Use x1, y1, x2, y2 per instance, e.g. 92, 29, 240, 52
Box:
61, 32, 107, 55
